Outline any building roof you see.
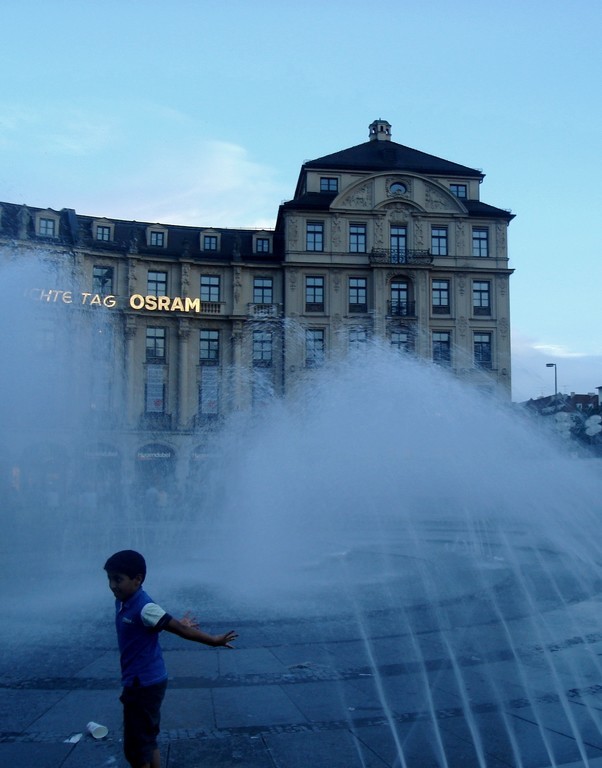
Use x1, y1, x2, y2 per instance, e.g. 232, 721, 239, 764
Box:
279, 192, 514, 221
0, 202, 280, 263
304, 139, 484, 179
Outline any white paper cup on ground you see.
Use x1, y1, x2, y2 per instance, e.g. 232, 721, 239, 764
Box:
86, 721, 108, 739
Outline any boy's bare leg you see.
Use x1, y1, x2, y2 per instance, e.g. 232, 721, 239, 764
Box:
138, 749, 160, 768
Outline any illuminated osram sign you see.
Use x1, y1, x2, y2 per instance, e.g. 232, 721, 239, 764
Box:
29, 289, 207, 314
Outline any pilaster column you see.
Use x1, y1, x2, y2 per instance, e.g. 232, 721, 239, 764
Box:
124, 315, 138, 427
177, 319, 191, 429
231, 321, 244, 411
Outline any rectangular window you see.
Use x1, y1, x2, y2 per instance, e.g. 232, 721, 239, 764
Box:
199, 330, 219, 364
305, 276, 324, 312
146, 327, 166, 362
472, 228, 489, 257
349, 277, 367, 313
92, 266, 114, 296
150, 231, 165, 247
199, 366, 219, 416
349, 327, 368, 351
253, 277, 273, 304
145, 364, 166, 413
473, 281, 491, 316
306, 222, 324, 252
432, 279, 450, 314
320, 177, 338, 192
255, 238, 270, 253
431, 227, 448, 256
147, 271, 167, 297
349, 224, 366, 253
96, 225, 111, 241
252, 368, 274, 407
252, 330, 272, 366
433, 331, 451, 366
390, 226, 407, 263
390, 280, 411, 316
203, 235, 218, 251
305, 329, 325, 367
200, 275, 220, 302
39, 217, 56, 237
391, 328, 413, 352
474, 332, 492, 369
450, 184, 467, 198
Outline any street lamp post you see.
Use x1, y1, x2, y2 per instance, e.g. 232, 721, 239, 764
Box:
546, 363, 558, 396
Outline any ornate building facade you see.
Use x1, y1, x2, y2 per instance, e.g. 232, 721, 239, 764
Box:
0, 120, 514, 506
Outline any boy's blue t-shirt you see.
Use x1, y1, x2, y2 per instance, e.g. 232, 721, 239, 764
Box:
115, 587, 172, 687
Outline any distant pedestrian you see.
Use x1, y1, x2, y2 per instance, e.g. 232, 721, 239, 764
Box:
104, 549, 237, 768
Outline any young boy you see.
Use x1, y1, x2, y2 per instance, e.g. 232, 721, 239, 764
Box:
104, 549, 237, 768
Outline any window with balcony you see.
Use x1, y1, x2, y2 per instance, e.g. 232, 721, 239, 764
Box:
320, 177, 338, 192
349, 224, 366, 253
305, 276, 324, 312
147, 271, 167, 297
253, 277, 273, 304
431, 227, 448, 256
433, 331, 451, 366
474, 332, 492, 369
305, 328, 325, 367
349, 277, 367, 313
199, 330, 219, 364
473, 281, 491, 316
306, 222, 324, 252
93, 266, 114, 296
390, 226, 407, 263
200, 275, 220, 302
432, 279, 450, 314
472, 228, 489, 257
390, 280, 412, 316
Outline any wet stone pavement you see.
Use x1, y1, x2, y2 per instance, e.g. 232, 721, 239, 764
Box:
4, 590, 602, 768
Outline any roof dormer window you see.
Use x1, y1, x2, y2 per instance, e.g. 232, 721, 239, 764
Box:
320, 177, 338, 193
35, 210, 60, 238
93, 218, 114, 242
200, 229, 221, 252
253, 231, 272, 254
450, 184, 467, 199
146, 225, 168, 248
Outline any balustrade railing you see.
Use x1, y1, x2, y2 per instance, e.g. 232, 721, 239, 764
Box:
370, 248, 433, 265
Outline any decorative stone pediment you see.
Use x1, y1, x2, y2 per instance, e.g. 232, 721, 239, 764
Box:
421, 180, 466, 214
337, 180, 374, 209
382, 202, 416, 223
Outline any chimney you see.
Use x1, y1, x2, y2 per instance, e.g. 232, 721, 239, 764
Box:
369, 119, 392, 141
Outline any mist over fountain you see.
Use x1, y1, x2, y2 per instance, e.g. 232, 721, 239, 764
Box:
3, 253, 602, 766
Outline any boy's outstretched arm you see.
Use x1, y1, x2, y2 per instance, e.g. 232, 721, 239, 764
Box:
165, 617, 237, 648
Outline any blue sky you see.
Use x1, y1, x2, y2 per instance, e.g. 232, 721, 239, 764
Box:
1, 0, 600, 401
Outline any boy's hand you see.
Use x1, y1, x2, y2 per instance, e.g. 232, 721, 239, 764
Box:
216, 630, 238, 649
179, 611, 200, 629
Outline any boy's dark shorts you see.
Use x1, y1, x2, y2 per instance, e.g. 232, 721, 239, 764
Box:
120, 679, 167, 765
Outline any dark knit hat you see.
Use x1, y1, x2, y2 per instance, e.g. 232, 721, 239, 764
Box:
104, 550, 146, 579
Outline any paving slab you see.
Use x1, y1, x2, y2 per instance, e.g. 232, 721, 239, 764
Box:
4, 530, 602, 767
